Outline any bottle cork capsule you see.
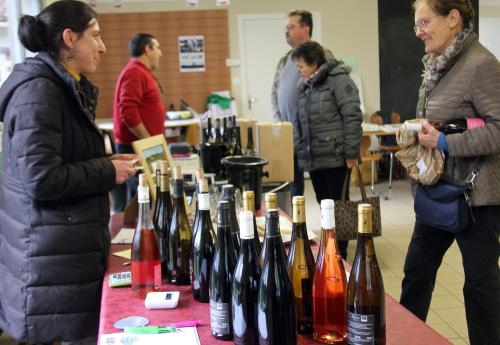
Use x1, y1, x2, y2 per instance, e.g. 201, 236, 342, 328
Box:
172, 166, 182, 180
199, 178, 209, 193
195, 168, 205, 182
292, 196, 305, 205
160, 160, 169, 174
139, 173, 147, 187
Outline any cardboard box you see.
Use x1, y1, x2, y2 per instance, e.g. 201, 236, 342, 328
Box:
256, 122, 294, 183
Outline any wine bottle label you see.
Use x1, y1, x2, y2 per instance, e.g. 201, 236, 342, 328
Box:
209, 300, 231, 335
347, 312, 375, 345
321, 207, 335, 229
138, 186, 150, 203
198, 193, 210, 210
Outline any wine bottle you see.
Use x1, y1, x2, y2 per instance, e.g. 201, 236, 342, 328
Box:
243, 190, 262, 254
347, 204, 386, 345
259, 192, 278, 266
167, 166, 192, 285
288, 196, 315, 335
215, 118, 223, 144
257, 209, 296, 345
192, 178, 216, 302
223, 117, 229, 143
206, 117, 213, 142
405, 117, 485, 134
192, 167, 205, 240
221, 184, 240, 259
131, 173, 161, 299
245, 126, 257, 156
210, 200, 237, 340
152, 162, 161, 228
313, 199, 348, 344
155, 161, 173, 284
233, 126, 244, 156
232, 210, 262, 345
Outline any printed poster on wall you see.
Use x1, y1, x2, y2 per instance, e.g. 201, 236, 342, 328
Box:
178, 35, 205, 72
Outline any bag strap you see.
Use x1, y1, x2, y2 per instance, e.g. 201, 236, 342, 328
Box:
341, 165, 368, 202
464, 156, 485, 190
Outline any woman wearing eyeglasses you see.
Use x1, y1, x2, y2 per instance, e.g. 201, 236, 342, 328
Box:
400, 1, 500, 344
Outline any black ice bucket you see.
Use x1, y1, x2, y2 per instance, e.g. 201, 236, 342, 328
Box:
199, 143, 228, 177
221, 156, 269, 210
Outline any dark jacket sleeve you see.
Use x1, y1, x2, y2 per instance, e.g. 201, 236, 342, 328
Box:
331, 74, 363, 159
10, 78, 115, 201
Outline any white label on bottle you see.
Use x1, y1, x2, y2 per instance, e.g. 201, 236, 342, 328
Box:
347, 312, 375, 345
138, 186, 150, 203
199, 193, 210, 210
321, 207, 335, 229
210, 300, 231, 335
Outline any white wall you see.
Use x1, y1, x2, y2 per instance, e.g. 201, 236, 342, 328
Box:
479, 5, 500, 60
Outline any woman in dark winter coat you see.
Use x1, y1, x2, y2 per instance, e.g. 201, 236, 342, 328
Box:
0, 1, 136, 344
292, 41, 363, 259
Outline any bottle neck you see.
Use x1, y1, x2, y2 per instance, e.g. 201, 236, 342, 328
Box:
160, 174, 170, 192
198, 192, 210, 211
137, 186, 153, 229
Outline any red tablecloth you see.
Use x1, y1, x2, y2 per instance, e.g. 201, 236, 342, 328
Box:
98, 213, 451, 345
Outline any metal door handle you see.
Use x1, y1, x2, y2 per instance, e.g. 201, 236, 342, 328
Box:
247, 96, 257, 110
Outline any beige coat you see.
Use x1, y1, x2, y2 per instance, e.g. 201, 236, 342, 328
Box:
416, 33, 500, 206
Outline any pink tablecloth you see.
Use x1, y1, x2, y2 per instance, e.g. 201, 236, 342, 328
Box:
98, 213, 451, 345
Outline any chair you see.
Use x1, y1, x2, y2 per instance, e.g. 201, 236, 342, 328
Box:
369, 111, 401, 199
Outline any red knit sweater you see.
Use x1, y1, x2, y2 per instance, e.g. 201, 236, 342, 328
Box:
112, 60, 165, 145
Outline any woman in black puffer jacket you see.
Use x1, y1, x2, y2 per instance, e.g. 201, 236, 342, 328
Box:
0, 1, 136, 344
292, 41, 363, 259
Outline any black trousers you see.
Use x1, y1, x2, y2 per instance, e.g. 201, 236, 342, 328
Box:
292, 152, 305, 197
309, 166, 350, 259
110, 144, 138, 212
400, 205, 500, 345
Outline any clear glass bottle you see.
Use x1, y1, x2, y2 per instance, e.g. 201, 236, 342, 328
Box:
131, 173, 161, 299
347, 204, 386, 345
313, 199, 348, 344
288, 196, 315, 335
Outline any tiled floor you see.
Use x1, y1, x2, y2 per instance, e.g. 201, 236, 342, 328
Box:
0, 178, 470, 345
303, 178, 469, 345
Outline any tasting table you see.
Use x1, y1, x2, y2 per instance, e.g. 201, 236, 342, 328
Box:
98, 212, 451, 345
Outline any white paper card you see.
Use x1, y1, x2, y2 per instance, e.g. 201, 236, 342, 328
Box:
101, 327, 201, 345
111, 228, 135, 244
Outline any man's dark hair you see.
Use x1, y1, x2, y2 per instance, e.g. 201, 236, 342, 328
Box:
288, 10, 313, 36
128, 33, 156, 58
291, 41, 327, 67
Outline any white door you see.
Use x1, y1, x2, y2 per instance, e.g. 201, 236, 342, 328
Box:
238, 13, 322, 122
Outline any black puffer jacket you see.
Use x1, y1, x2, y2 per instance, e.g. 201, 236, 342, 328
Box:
295, 60, 362, 172
0, 53, 115, 342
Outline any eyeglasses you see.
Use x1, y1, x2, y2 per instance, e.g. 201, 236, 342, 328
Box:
414, 15, 438, 33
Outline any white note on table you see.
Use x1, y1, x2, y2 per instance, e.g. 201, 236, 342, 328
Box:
100, 327, 201, 345
111, 227, 135, 244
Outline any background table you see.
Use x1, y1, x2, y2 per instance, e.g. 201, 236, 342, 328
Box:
98, 213, 451, 345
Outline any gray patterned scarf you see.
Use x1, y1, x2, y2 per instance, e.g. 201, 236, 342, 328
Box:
422, 25, 473, 93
